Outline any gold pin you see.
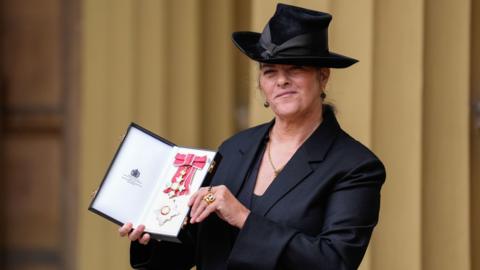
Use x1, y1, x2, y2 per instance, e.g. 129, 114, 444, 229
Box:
208, 161, 216, 173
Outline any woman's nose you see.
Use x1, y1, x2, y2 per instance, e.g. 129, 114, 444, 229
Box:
276, 71, 290, 87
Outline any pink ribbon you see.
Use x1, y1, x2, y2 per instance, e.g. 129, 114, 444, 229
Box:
163, 153, 206, 197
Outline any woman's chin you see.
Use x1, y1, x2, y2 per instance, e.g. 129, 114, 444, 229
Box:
272, 106, 302, 119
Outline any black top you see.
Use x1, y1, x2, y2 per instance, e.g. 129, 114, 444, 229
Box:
250, 194, 262, 209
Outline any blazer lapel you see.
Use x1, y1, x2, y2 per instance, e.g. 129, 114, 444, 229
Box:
254, 107, 342, 216
254, 147, 313, 216
225, 122, 273, 196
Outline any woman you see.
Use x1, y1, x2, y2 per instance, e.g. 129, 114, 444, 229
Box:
120, 3, 385, 270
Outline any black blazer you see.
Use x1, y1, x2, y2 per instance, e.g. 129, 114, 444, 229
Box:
131, 107, 386, 270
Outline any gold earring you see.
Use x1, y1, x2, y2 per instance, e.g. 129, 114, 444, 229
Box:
263, 101, 270, 108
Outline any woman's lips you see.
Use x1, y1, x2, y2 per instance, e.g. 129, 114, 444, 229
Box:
275, 91, 297, 98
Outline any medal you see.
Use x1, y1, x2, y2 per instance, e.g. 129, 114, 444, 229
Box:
155, 200, 179, 226
163, 153, 207, 197
156, 152, 207, 227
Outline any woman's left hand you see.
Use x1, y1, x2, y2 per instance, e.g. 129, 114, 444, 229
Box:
188, 185, 250, 229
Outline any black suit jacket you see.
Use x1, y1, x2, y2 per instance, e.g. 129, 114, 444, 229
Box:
131, 107, 386, 270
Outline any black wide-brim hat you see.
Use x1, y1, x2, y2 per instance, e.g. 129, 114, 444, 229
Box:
232, 3, 358, 68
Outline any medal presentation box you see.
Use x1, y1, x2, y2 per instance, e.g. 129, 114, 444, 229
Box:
89, 123, 221, 243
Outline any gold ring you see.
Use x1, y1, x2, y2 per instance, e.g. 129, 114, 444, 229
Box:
203, 192, 216, 204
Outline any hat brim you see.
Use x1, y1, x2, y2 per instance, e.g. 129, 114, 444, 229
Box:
232, 32, 358, 68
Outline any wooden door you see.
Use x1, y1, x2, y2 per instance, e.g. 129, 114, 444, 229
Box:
0, 0, 79, 269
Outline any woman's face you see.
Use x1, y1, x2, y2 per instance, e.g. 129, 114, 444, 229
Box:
259, 64, 329, 119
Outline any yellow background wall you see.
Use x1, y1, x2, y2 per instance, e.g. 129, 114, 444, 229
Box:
78, 0, 477, 269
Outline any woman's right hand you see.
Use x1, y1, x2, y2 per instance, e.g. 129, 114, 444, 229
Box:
119, 222, 151, 245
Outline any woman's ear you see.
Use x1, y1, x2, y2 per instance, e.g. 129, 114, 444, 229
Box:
317, 68, 330, 89
320, 68, 330, 82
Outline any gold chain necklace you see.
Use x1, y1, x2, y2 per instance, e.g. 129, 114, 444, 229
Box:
267, 140, 284, 177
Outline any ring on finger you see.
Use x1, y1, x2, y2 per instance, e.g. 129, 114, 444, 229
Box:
203, 192, 215, 204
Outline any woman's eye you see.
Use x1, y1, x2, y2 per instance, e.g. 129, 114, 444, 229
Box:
263, 69, 275, 75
